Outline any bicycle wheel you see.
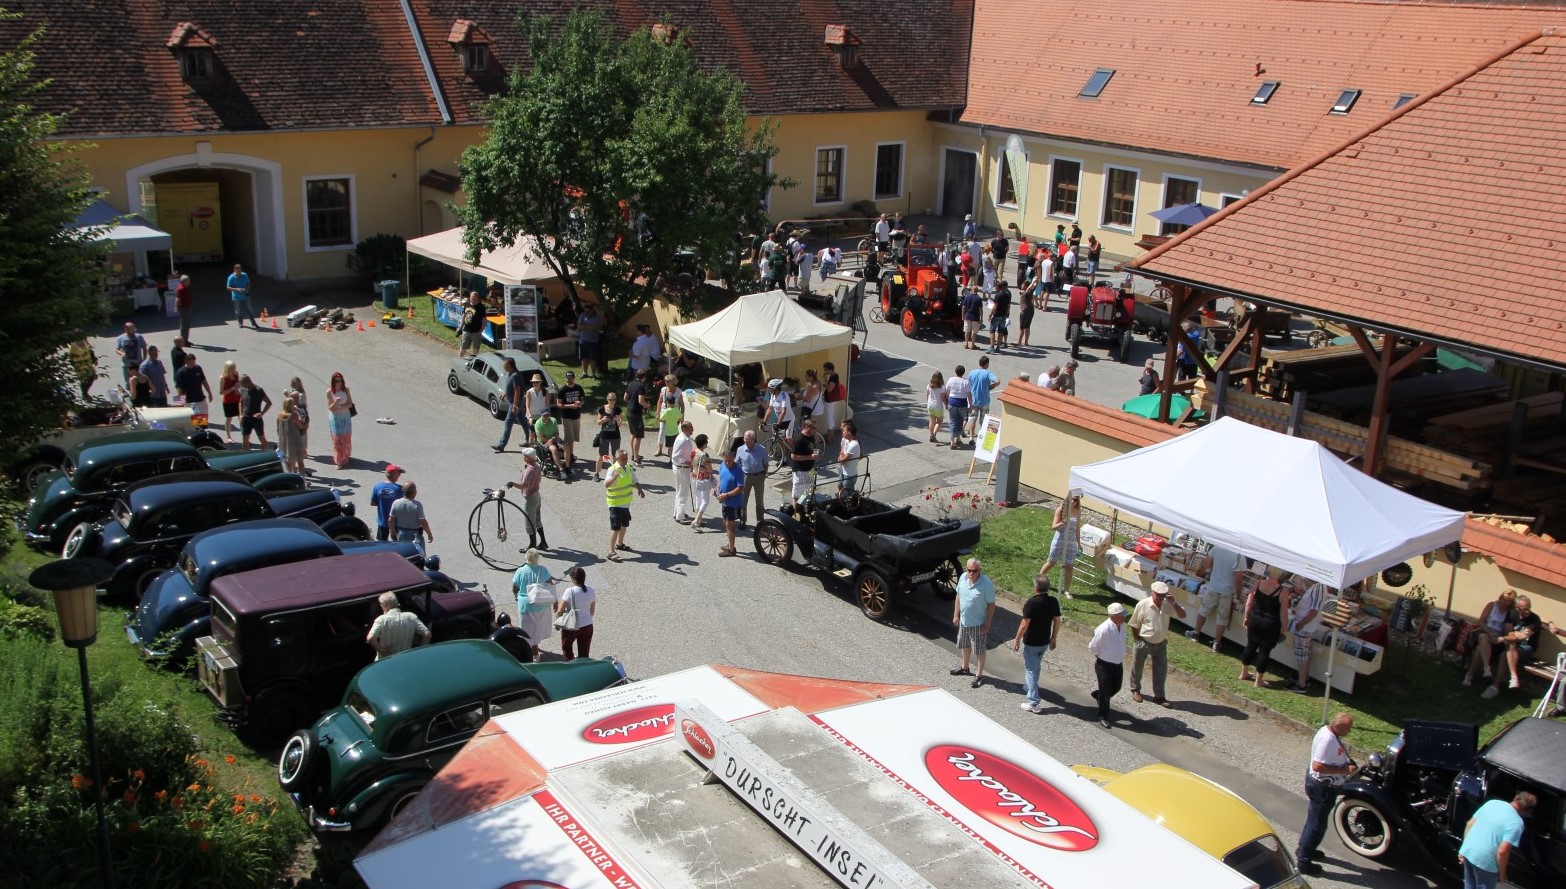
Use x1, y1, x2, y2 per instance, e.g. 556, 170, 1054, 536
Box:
468, 494, 530, 571
766, 436, 787, 477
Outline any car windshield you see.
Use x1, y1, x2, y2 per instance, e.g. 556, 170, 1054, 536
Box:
346, 691, 377, 731
1223, 834, 1294, 889
180, 552, 199, 585
113, 499, 134, 529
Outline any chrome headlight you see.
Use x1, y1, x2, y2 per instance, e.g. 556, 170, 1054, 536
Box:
1368, 752, 1384, 770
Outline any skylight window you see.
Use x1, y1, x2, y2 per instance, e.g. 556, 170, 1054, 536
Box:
1079, 68, 1115, 98
1393, 92, 1417, 110
1331, 89, 1362, 114
1251, 81, 1280, 105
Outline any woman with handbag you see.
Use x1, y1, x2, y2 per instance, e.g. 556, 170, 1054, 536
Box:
689, 434, 714, 532
511, 548, 557, 662
554, 566, 597, 660
325, 371, 355, 468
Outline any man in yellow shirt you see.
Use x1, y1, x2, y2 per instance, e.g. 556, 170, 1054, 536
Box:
603, 449, 645, 562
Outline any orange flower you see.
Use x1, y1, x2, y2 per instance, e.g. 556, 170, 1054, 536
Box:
223, 755, 236, 766
170, 798, 184, 812
233, 794, 245, 804
132, 769, 146, 782
125, 821, 141, 834
186, 783, 201, 793
196, 759, 209, 769
231, 804, 245, 815
199, 840, 212, 853
154, 790, 168, 801
71, 775, 91, 791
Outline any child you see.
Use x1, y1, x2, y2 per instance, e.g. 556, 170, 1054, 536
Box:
658, 393, 683, 460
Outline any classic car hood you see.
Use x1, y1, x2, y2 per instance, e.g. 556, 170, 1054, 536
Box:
130, 569, 203, 651
313, 706, 377, 799
265, 488, 342, 516
206, 450, 285, 475
24, 473, 78, 531
339, 539, 424, 565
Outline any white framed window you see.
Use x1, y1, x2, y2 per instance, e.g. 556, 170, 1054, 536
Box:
814, 146, 846, 205
873, 142, 904, 200
1220, 192, 1244, 208
1101, 164, 1139, 231
1159, 175, 1201, 236
302, 175, 356, 251
1046, 155, 1082, 219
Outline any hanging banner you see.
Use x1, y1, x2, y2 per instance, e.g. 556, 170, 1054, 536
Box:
1004, 134, 1030, 216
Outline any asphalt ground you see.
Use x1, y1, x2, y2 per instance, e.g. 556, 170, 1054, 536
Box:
86, 279, 1428, 889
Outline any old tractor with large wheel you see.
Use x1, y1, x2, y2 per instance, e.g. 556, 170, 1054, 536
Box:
877, 244, 961, 340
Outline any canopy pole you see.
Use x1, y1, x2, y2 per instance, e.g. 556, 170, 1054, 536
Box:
1320, 629, 1337, 726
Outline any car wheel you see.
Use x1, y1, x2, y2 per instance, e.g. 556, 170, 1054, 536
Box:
753, 520, 793, 565
1332, 796, 1397, 859
133, 564, 168, 602
277, 730, 319, 793
245, 687, 316, 749
16, 459, 57, 493
447, 372, 462, 394
901, 309, 920, 339
856, 568, 892, 622
61, 522, 97, 559
489, 394, 505, 420
384, 784, 426, 826
929, 557, 962, 600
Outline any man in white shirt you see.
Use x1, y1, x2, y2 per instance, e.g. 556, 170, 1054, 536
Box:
1188, 546, 1244, 650
944, 369, 971, 450
1062, 245, 1079, 286
670, 420, 696, 524
1088, 602, 1129, 729
874, 214, 890, 253
1289, 579, 1330, 693
837, 420, 861, 491
1295, 712, 1354, 873
817, 245, 840, 278
629, 324, 661, 379
1038, 364, 1060, 391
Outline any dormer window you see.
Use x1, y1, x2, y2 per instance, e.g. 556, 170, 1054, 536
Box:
824, 25, 861, 69
180, 49, 212, 80
166, 21, 219, 83
464, 44, 489, 74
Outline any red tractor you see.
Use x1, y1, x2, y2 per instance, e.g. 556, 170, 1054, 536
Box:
1065, 282, 1138, 361
877, 244, 960, 339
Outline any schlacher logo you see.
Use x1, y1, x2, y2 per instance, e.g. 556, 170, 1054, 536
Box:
680, 718, 716, 760
582, 704, 677, 744
924, 745, 1099, 851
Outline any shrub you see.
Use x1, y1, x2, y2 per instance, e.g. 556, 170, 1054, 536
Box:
349, 233, 432, 283
0, 599, 55, 641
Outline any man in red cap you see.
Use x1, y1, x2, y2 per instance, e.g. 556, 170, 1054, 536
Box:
369, 464, 405, 540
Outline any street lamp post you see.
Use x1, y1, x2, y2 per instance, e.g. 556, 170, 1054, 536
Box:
30, 558, 116, 889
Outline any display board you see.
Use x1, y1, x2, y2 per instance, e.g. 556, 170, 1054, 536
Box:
505, 284, 541, 351
968, 414, 1003, 480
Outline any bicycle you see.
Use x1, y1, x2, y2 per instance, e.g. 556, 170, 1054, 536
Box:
763, 420, 826, 478
467, 486, 533, 571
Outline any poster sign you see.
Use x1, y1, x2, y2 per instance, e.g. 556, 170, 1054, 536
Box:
505, 285, 541, 351
972, 415, 1003, 464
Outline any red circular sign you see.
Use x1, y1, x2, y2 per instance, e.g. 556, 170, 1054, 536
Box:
581, 704, 676, 745
191, 206, 215, 219
680, 719, 716, 760
924, 745, 1099, 851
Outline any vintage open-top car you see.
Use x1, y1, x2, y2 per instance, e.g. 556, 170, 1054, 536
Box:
279, 639, 626, 832
1332, 716, 1566, 887
197, 552, 495, 745
127, 517, 432, 662
751, 459, 978, 620
62, 472, 370, 600
10, 390, 226, 492
22, 436, 302, 551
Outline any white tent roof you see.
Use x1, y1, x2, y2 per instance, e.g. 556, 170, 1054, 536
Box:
405, 226, 564, 285
73, 198, 173, 252
668, 289, 852, 366
1068, 416, 1465, 588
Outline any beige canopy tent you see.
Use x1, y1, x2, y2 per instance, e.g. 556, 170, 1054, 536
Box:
405, 226, 565, 285
668, 288, 852, 367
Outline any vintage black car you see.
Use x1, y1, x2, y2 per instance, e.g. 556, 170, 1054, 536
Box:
127, 517, 435, 662
10, 393, 227, 492
1333, 717, 1566, 887
195, 552, 495, 745
280, 640, 625, 832
751, 459, 978, 620
62, 472, 370, 600
22, 436, 303, 552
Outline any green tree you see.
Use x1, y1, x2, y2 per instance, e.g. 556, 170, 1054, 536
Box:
458, 10, 782, 320
0, 11, 105, 467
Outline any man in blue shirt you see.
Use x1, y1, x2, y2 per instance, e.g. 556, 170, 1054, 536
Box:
1458, 793, 1533, 889
138, 345, 169, 406
961, 287, 984, 350
950, 558, 997, 688
227, 263, 259, 329
966, 356, 999, 440
715, 450, 746, 557
368, 465, 405, 541
735, 429, 769, 529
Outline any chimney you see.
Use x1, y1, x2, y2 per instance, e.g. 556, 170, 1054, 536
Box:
824, 25, 861, 68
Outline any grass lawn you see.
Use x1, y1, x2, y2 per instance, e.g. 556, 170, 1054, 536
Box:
974, 506, 1536, 753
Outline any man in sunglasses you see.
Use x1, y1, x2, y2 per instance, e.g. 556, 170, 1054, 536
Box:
950, 558, 996, 689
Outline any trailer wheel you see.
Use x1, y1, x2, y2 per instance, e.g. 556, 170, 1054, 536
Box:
855, 568, 892, 621
753, 520, 793, 565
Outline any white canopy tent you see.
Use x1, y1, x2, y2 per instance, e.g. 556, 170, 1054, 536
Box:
1068, 416, 1465, 588
668, 289, 852, 366
405, 226, 564, 285
74, 198, 174, 275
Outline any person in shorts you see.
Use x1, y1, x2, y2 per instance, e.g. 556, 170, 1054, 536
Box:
624, 368, 650, 465
961, 287, 984, 350
556, 370, 585, 470
1187, 546, 1243, 650
237, 375, 272, 451
602, 449, 644, 561
716, 449, 745, 557
950, 559, 997, 688
458, 292, 486, 357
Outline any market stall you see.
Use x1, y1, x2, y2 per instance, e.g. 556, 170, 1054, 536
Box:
406, 226, 582, 351
667, 289, 854, 449
1068, 416, 1466, 693
75, 198, 175, 312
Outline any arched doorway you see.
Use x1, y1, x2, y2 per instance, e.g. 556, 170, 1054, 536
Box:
125, 151, 287, 279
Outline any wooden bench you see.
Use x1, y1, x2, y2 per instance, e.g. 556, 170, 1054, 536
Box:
1524, 652, 1565, 718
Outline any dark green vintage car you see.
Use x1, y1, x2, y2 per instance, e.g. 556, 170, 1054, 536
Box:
22, 435, 301, 551
279, 640, 626, 832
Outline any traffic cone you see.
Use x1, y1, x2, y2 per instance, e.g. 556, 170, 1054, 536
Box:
270, 316, 278, 328
368, 319, 376, 328
324, 321, 331, 333
259, 308, 270, 322
357, 321, 365, 332
406, 305, 415, 319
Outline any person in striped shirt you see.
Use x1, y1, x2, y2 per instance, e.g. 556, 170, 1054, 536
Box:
366, 592, 429, 660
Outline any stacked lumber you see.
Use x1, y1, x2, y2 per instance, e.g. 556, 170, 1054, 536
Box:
1253, 343, 1414, 400
1196, 384, 1492, 490
1425, 393, 1566, 460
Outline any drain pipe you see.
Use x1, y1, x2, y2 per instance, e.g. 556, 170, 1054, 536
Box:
413, 126, 437, 235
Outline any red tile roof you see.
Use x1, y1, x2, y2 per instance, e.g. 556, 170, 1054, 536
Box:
1000, 382, 1178, 448
2, 1, 446, 136
1135, 28, 1566, 370
960, 0, 1564, 170
409, 1, 972, 124
1463, 516, 1566, 588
